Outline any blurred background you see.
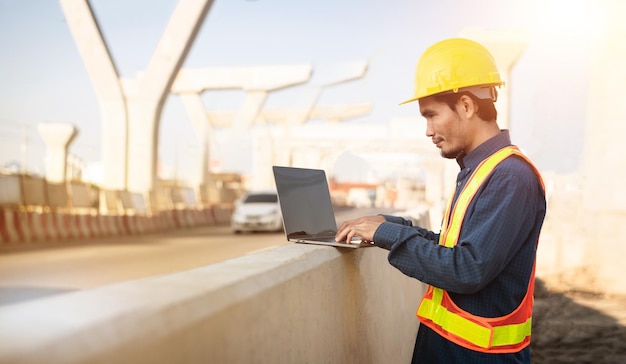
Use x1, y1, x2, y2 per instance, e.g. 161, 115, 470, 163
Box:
2, 0, 623, 290
0, 0, 595, 182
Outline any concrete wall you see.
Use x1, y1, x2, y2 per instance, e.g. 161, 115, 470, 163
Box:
578, 0, 626, 296
0, 244, 425, 364
534, 1, 626, 295
536, 171, 626, 295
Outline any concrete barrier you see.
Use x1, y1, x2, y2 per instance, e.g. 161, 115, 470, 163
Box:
46, 182, 68, 210
131, 193, 148, 214
60, 213, 80, 240
114, 215, 126, 235
1, 210, 17, 243
164, 210, 178, 230
41, 211, 60, 241
70, 182, 93, 209
202, 207, 215, 225
88, 214, 102, 238
1, 204, 264, 245
21, 176, 47, 207
0, 245, 425, 364
24, 211, 47, 242
140, 215, 149, 234
0, 174, 22, 206
122, 215, 139, 235
212, 204, 233, 225
15, 210, 31, 243
0, 174, 239, 245
75, 214, 92, 239
174, 208, 191, 228
102, 190, 121, 214
0, 209, 21, 244
100, 215, 117, 236
53, 212, 69, 241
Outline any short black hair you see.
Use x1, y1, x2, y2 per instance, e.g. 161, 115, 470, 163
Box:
432, 91, 498, 122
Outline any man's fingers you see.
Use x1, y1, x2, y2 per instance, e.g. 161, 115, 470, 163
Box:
336, 216, 381, 242
335, 224, 351, 241
337, 223, 357, 243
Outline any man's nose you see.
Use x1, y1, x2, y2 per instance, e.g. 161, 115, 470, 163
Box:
425, 123, 434, 137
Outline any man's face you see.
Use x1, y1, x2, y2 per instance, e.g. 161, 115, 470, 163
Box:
418, 96, 468, 159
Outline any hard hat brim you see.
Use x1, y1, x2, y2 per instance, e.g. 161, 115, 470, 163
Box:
399, 83, 504, 106
399, 96, 420, 106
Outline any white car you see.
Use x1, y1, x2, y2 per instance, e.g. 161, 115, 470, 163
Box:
231, 191, 283, 234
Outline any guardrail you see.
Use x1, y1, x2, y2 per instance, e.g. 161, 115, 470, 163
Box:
0, 174, 234, 245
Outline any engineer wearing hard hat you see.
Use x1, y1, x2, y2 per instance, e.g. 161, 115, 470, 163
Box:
335, 38, 546, 363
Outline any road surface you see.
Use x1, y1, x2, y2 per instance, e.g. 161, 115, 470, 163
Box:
0, 207, 399, 306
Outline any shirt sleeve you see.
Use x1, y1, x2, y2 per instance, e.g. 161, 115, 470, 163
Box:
373, 165, 540, 294
377, 214, 439, 248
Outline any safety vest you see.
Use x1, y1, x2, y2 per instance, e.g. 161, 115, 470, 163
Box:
416, 146, 545, 354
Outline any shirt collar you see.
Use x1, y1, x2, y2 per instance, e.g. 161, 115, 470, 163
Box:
456, 130, 512, 170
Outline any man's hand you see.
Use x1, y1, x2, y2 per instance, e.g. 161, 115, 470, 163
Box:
335, 215, 386, 243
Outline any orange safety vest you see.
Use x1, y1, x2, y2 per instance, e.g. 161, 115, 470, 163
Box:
416, 146, 545, 354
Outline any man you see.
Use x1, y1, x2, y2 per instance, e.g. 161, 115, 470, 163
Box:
335, 38, 546, 363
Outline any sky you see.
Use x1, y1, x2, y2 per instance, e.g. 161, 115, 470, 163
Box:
0, 0, 604, 183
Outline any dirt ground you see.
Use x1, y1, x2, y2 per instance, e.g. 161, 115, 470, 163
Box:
531, 279, 626, 363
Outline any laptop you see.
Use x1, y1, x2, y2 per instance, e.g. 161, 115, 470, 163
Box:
272, 165, 374, 249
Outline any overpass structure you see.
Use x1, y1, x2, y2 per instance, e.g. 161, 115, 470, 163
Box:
170, 64, 313, 192
58, 0, 372, 196
59, 0, 216, 194
172, 61, 370, 190
51, 1, 529, 200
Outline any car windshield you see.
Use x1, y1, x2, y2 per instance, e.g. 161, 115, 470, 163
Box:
243, 193, 278, 203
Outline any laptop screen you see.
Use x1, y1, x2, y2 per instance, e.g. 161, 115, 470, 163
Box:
272, 166, 338, 239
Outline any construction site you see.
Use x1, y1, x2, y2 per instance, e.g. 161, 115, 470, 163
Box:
1, 0, 625, 363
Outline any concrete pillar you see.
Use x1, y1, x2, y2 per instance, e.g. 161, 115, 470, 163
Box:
234, 90, 267, 129
257, 103, 371, 124
581, 0, 626, 294
235, 90, 268, 190
290, 148, 324, 170
282, 61, 368, 127
272, 61, 369, 176
59, 0, 128, 190
178, 93, 211, 189
459, 28, 530, 130
421, 158, 444, 207
309, 104, 373, 123
318, 149, 343, 176
37, 123, 78, 183
172, 62, 368, 190
60, 0, 215, 193
172, 65, 313, 190
126, 1, 214, 193
172, 65, 313, 95
254, 102, 373, 189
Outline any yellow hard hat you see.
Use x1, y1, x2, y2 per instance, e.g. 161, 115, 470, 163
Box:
401, 38, 504, 104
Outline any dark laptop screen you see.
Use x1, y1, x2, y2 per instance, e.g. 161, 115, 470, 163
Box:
272, 166, 338, 239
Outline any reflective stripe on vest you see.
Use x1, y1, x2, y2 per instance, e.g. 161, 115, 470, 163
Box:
417, 146, 545, 353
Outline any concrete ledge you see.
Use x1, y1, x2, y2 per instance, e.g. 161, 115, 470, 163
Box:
0, 244, 425, 364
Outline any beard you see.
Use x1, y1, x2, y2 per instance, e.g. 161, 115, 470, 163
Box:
433, 136, 464, 159
440, 145, 464, 159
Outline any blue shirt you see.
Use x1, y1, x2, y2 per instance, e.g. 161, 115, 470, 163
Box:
373, 131, 546, 363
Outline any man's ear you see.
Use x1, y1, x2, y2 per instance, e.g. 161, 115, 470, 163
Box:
458, 94, 477, 118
